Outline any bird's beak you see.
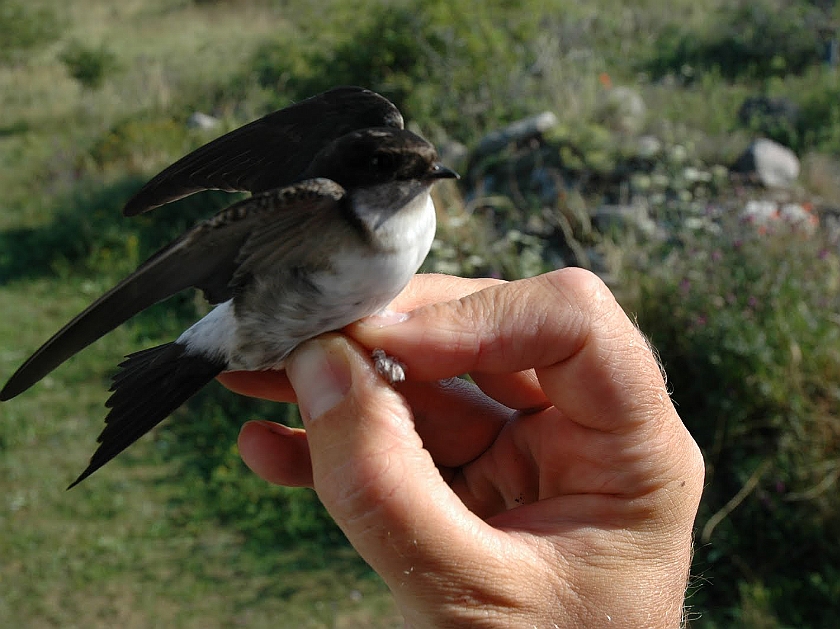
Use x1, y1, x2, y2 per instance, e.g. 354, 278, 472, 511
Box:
427, 163, 460, 180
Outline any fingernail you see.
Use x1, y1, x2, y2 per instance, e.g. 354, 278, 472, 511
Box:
360, 309, 410, 328
249, 420, 296, 436
286, 339, 351, 421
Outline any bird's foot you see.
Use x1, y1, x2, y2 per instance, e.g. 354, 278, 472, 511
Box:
372, 348, 406, 384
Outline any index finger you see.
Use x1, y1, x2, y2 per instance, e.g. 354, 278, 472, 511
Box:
384, 273, 504, 311
352, 268, 672, 435
216, 275, 502, 401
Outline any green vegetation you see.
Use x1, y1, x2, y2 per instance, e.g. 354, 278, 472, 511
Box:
0, 0, 61, 63
60, 41, 121, 90
624, 218, 840, 627
1, 0, 839, 626
646, 1, 826, 82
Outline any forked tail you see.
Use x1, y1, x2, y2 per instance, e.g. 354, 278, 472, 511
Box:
68, 342, 224, 488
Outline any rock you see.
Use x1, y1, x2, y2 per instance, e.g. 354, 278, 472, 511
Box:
186, 111, 220, 130
733, 139, 800, 188
741, 199, 779, 226
473, 112, 558, 158
596, 86, 646, 134
740, 200, 817, 235
593, 202, 658, 238
635, 135, 663, 159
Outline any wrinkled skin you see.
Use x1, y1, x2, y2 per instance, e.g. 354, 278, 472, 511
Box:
219, 269, 704, 629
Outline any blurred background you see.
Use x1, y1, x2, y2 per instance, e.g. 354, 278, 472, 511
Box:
1, 0, 838, 626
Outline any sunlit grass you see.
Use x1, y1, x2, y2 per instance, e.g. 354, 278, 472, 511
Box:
0, 1, 402, 625
0, 277, 400, 626
3, 0, 840, 626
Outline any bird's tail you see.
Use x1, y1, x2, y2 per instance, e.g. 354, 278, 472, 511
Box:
68, 342, 224, 488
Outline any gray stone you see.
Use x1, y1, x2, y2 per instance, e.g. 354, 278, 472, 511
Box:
733, 139, 800, 188
596, 86, 646, 134
186, 111, 220, 130
474, 111, 558, 158
593, 202, 658, 238
635, 135, 663, 159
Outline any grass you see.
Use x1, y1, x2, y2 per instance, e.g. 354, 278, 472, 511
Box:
0, 0, 288, 228
0, 1, 402, 626
3, 0, 840, 626
0, 278, 401, 626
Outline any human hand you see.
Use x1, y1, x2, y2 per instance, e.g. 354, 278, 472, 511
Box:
218, 269, 705, 628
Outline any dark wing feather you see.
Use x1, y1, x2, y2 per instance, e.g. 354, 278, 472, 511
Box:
67, 342, 225, 488
0, 180, 347, 400
122, 86, 402, 216
228, 181, 359, 292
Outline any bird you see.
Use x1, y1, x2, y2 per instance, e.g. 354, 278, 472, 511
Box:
122, 85, 404, 216
0, 125, 458, 488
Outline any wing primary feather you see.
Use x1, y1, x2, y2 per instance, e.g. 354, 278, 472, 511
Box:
122, 87, 402, 216
67, 342, 224, 489
0, 180, 346, 401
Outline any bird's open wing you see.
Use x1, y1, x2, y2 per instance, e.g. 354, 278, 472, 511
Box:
122, 86, 402, 216
1, 179, 347, 400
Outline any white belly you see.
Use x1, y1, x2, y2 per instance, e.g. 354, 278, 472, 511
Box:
178, 194, 436, 370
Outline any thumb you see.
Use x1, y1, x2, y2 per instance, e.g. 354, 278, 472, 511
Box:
285, 334, 479, 585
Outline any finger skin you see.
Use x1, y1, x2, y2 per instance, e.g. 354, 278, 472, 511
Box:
216, 274, 505, 400
385, 273, 505, 311
218, 370, 295, 402
353, 269, 670, 433
229, 270, 703, 628
469, 370, 549, 411
238, 421, 311, 487
235, 376, 515, 489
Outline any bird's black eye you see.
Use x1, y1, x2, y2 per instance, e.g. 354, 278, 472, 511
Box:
370, 152, 397, 171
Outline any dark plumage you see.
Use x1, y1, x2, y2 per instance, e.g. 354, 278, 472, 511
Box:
2, 119, 458, 488
122, 86, 403, 216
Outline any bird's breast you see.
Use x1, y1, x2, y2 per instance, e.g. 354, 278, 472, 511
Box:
226, 195, 436, 371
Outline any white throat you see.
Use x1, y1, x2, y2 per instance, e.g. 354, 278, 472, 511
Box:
350, 182, 437, 253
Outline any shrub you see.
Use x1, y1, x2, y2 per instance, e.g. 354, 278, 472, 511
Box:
646, 0, 826, 82
251, 0, 553, 143
798, 76, 840, 155
86, 116, 195, 173
0, 175, 237, 285
622, 216, 840, 627
0, 1, 60, 63
60, 41, 120, 90
160, 389, 345, 548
